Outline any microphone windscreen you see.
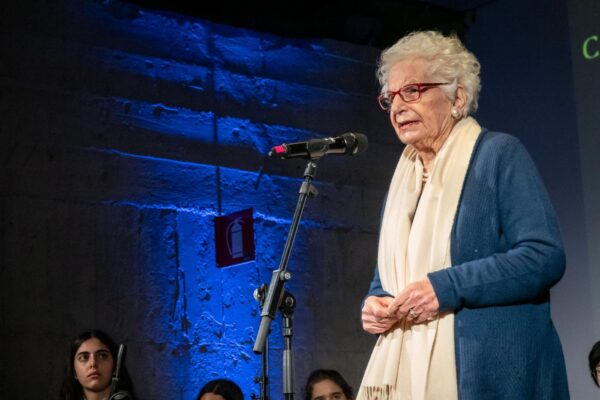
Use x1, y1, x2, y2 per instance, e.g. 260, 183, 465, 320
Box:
342, 132, 368, 155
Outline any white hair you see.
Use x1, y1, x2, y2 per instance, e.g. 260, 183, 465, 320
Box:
377, 31, 481, 115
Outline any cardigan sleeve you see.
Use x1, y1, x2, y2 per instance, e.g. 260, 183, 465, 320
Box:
365, 192, 394, 301
428, 135, 566, 311
367, 265, 393, 298
361, 265, 393, 312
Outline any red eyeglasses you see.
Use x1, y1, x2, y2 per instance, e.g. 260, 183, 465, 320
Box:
377, 82, 450, 111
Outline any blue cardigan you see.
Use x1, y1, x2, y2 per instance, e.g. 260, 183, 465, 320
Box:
367, 130, 569, 399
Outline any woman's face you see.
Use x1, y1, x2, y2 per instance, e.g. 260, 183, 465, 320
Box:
386, 58, 459, 150
311, 379, 348, 400
73, 337, 114, 396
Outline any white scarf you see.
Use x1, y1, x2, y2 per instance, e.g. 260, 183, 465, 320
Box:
357, 117, 481, 400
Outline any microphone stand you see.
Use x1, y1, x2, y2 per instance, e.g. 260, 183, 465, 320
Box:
252, 284, 270, 400
253, 158, 321, 400
280, 291, 296, 400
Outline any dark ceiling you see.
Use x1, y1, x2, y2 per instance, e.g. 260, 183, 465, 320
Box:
122, 0, 495, 48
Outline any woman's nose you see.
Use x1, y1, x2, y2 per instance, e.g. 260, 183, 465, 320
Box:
390, 95, 407, 113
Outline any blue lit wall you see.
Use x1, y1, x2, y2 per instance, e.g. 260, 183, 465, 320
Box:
0, 1, 395, 398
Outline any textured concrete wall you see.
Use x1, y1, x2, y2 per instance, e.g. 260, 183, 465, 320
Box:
0, 1, 398, 398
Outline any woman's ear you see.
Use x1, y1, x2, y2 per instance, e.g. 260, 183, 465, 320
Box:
454, 85, 467, 113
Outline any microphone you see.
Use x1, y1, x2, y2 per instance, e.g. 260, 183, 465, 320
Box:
109, 344, 132, 400
268, 132, 368, 159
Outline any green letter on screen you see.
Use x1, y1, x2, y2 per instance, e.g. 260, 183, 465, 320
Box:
583, 35, 599, 59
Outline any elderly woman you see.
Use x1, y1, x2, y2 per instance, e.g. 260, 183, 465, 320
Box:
357, 31, 569, 400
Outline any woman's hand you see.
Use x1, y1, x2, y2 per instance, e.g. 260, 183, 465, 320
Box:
387, 278, 440, 324
361, 296, 398, 334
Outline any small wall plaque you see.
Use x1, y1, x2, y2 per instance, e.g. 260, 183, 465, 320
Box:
214, 208, 255, 268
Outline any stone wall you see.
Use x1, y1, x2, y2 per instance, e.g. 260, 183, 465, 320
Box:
0, 1, 398, 398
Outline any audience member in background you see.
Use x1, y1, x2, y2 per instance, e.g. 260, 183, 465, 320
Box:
197, 378, 244, 400
590, 340, 600, 388
304, 369, 354, 400
58, 329, 135, 400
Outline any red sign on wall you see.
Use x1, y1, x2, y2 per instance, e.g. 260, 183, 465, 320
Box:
214, 208, 255, 268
